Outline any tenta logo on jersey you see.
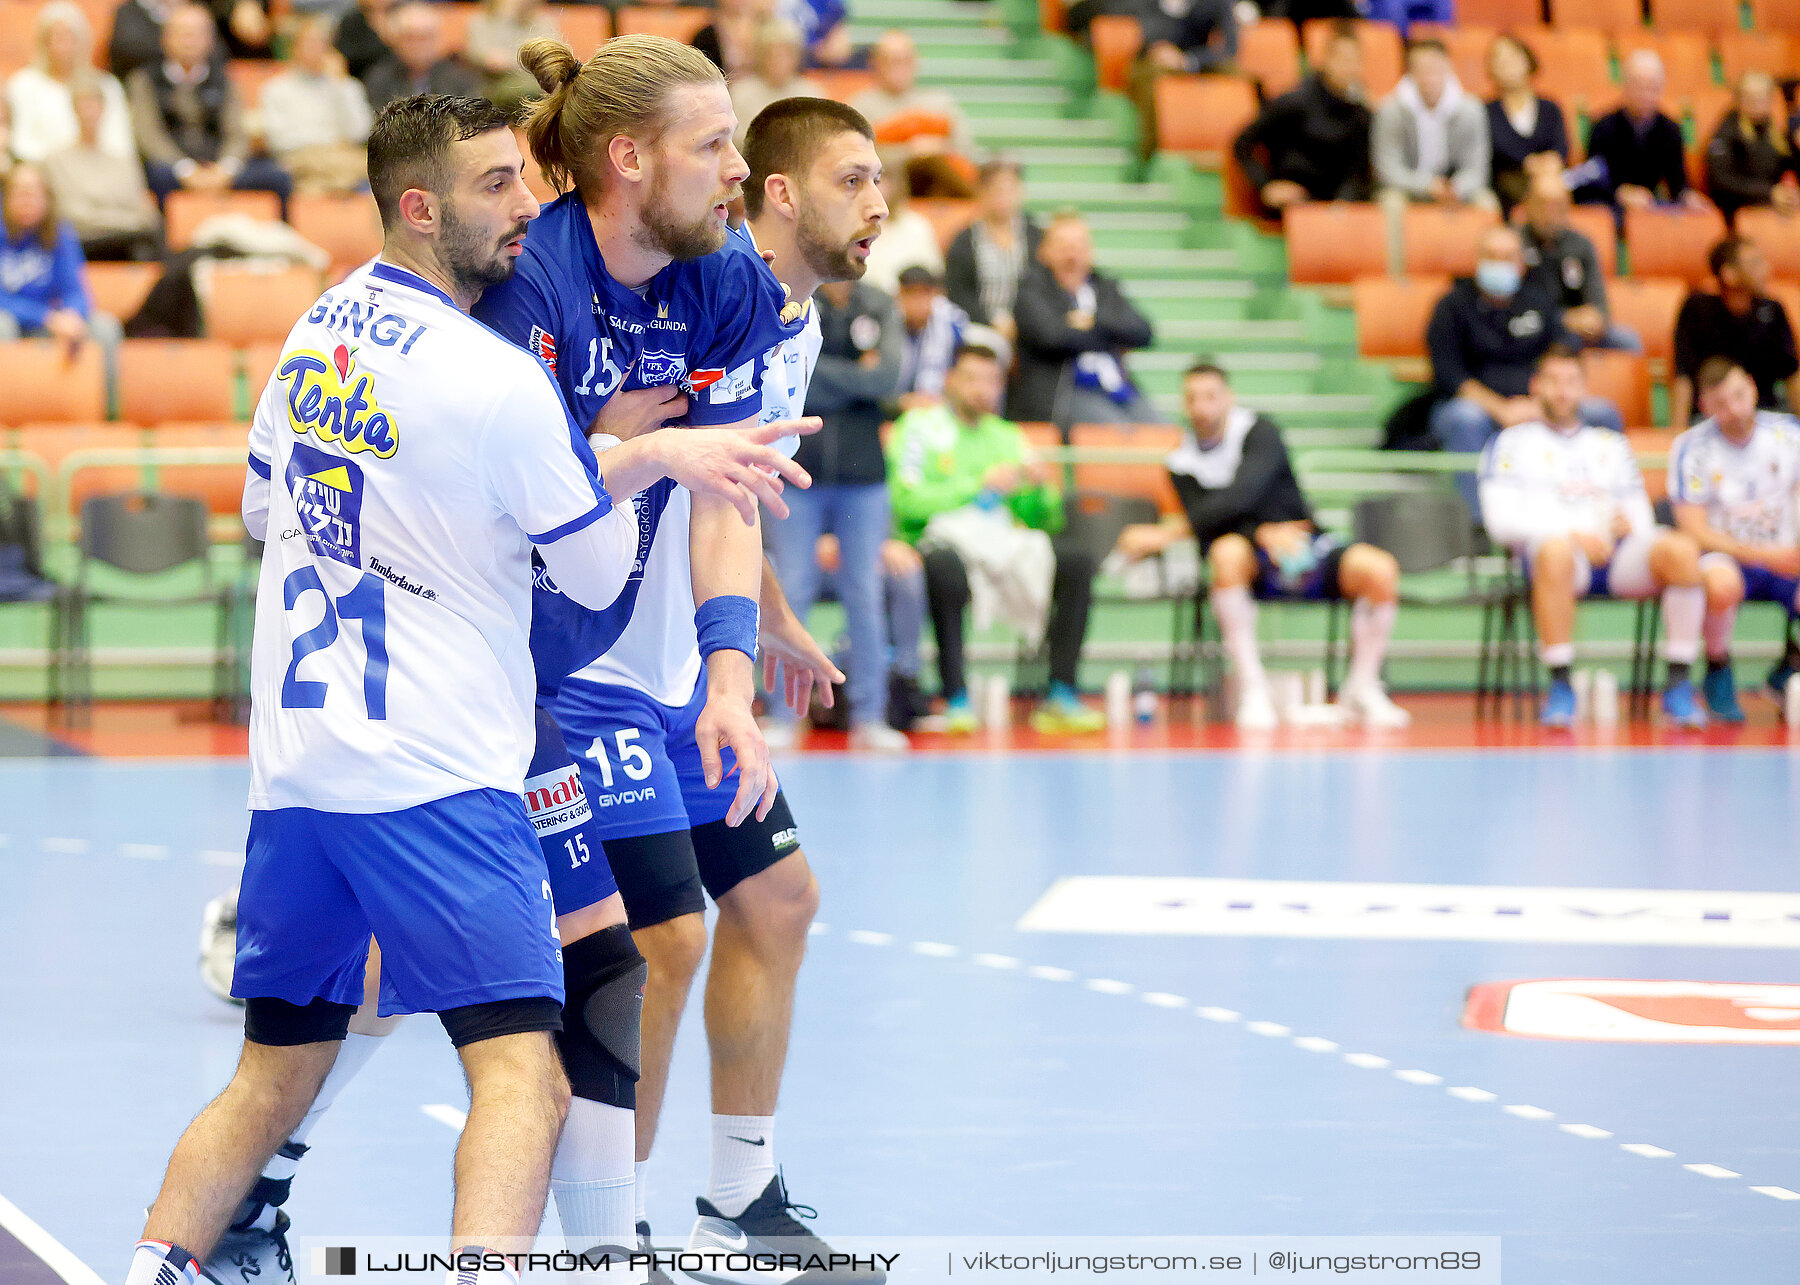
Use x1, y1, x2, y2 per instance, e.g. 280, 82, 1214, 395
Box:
529, 326, 558, 375
285, 441, 366, 567
278, 344, 398, 457
638, 349, 687, 386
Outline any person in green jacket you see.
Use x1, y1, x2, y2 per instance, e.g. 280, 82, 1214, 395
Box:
887, 341, 1104, 733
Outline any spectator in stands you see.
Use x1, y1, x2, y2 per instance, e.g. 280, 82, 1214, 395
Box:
695, 0, 768, 80
361, 1, 482, 113
861, 151, 943, 293
944, 160, 1040, 344
127, 5, 292, 209
1116, 361, 1411, 729
851, 31, 976, 199
1426, 224, 1624, 517
1480, 346, 1708, 728
1519, 171, 1638, 353
1124, 0, 1238, 163
467, 0, 560, 114
807, 532, 935, 733
335, 0, 396, 85
894, 265, 968, 409
260, 16, 373, 196
0, 164, 123, 388
1704, 71, 1800, 227
43, 79, 162, 261
766, 276, 912, 752
112, 0, 272, 76
1575, 51, 1708, 215
1231, 20, 1372, 219
1670, 235, 1799, 430
778, 0, 855, 70
0, 99, 17, 184
729, 18, 826, 148
7, 2, 136, 165
889, 343, 1107, 734
1374, 38, 1496, 273
1671, 356, 1800, 723
1483, 32, 1568, 215
1010, 210, 1157, 429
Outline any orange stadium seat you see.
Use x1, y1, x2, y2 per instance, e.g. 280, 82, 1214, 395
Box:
13, 424, 146, 510
205, 267, 323, 344
1018, 423, 1062, 452
145, 422, 253, 516
1411, 25, 1497, 97
1070, 423, 1183, 515
0, 342, 106, 424
1518, 27, 1614, 108
290, 193, 383, 279
1684, 84, 1733, 138
0, 8, 36, 76
1647, 0, 1739, 34
1566, 205, 1619, 277
1090, 15, 1142, 92
1607, 277, 1685, 363
810, 69, 875, 102
118, 341, 238, 425
1220, 150, 1265, 223
546, 4, 611, 56
1614, 34, 1713, 105
1353, 275, 1448, 360
1625, 206, 1727, 284
1547, 0, 1641, 36
1236, 20, 1300, 100
1583, 350, 1653, 426
164, 190, 282, 251
912, 199, 978, 252
1719, 33, 1797, 84
85, 262, 160, 323
225, 59, 282, 108
242, 343, 284, 402
616, 7, 710, 43
1749, 0, 1800, 36
1285, 202, 1386, 284
1401, 204, 1502, 277
1456, 0, 1542, 25
1735, 209, 1800, 281
1040, 0, 1067, 32
1153, 74, 1257, 162
1304, 20, 1402, 99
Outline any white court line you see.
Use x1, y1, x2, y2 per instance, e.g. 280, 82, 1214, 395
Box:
846, 930, 893, 947
422, 1104, 468, 1131
1560, 1124, 1613, 1140
911, 941, 959, 958
0, 1192, 107, 1285
120, 843, 169, 860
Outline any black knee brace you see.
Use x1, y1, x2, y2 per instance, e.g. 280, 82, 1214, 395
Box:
553, 923, 646, 1109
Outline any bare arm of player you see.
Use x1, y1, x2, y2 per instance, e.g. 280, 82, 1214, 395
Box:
759, 553, 846, 716
598, 418, 822, 524
692, 482, 774, 828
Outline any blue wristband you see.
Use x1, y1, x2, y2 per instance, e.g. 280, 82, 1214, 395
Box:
695, 594, 760, 662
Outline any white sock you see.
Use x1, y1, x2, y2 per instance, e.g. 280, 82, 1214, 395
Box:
634, 1159, 648, 1228
1210, 586, 1266, 690
1660, 585, 1704, 666
706, 1114, 776, 1218
1539, 641, 1575, 669
551, 1098, 636, 1250
1346, 599, 1398, 691
125, 1241, 200, 1285
1704, 604, 1738, 661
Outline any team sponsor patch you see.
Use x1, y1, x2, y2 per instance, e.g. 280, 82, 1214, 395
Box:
684, 367, 726, 392
523, 762, 592, 836
770, 826, 800, 856
285, 442, 366, 567
529, 326, 558, 375
638, 349, 687, 385
1464, 979, 1800, 1044
278, 343, 398, 457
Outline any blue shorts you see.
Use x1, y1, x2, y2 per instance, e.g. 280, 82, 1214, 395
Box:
234, 789, 564, 1018
526, 705, 621, 915
1252, 534, 1348, 601
1741, 565, 1800, 616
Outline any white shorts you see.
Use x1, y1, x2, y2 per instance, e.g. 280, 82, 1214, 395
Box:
1526, 528, 1663, 599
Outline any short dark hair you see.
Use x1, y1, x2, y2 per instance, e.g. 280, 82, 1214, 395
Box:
1709, 234, 1752, 280
1407, 36, 1449, 60
742, 97, 874, 220
952, 342, 1000, 366
1696, 354, 1747, 393
1326, 18, 1361, 47
977, 158, 1022, 187
367, 94, 515, 232
897, 265, 941, 290
1487, 32, 1538, 77
1534, 343, 1582, 372
1184, 359, 1229, 383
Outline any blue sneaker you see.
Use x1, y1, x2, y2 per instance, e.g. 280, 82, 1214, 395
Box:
1703, 668, 1745, 723
1661, 680, 1707, 729
1540, 679, 1578, 728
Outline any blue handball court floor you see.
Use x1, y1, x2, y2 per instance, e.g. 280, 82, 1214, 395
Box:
1, 747, 1797, 1283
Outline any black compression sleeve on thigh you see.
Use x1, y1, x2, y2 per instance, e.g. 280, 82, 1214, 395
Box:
244, 996, 355, 1046
554, 923, 646, 1108
439, 996, 563, 1048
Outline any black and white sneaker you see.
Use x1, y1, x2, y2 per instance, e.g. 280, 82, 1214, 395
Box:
204, 1208, 296, 1285
684, 1175, 884, 1283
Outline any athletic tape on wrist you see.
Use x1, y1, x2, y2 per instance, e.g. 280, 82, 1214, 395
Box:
695, 594, 759, 661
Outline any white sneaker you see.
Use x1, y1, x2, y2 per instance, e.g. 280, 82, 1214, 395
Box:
200, 891, 241, 1005
1235, 683, 1280, 730
759, 719, 801, 751
848, 722, 911, 753
1339, 680, 1412, 728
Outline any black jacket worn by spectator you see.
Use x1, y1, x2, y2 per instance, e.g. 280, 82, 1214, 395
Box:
337, 8, 393, 85
1522, 224, 1609, 321
1165, 406, 1313, 551
1233, 74, 1374, 209
1486, 96, 1569, 208
362, 55, 484, 112
1007, 261, 1155, 423
1427, 276, 1573, 399
1578, 109, 1689, 204
1135, 0, 1237, 72
944, 218, 1042, 327
799, 285, 905, 487
1704, 114, 1800, 224
1673, 291, 1799, 410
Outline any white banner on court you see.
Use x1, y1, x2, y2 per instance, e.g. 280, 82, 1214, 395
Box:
1017, 877, 1800, 948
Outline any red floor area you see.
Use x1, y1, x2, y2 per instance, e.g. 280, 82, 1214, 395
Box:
5, 693, 1796, 758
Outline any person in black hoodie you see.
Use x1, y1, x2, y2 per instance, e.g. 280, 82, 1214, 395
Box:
1008, 211, 1156, 430
1232, 20, 1372, 218
1704, 71, 1800, 226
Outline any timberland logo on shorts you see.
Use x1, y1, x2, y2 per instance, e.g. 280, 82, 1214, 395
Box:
523, 764, 592, 835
